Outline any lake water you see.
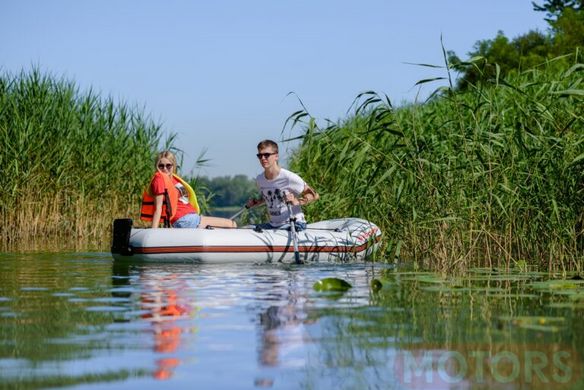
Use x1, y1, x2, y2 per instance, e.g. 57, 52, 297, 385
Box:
1, 253, 583, 389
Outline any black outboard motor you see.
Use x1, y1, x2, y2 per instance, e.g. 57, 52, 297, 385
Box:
111, 218, 133, 256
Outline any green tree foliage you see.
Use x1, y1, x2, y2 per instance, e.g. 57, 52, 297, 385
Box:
552, 7, 584, 53
449, 30, 554, 90
195, 174, 257, 208
450, 4, 582, 90
533, 0, 583, 22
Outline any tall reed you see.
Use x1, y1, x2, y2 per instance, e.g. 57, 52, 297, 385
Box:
0, 68, 170, 251
287, 54, 584, 272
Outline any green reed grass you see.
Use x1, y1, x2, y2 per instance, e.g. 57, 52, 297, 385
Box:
0, 68, 170, 251
287, 54, 584, 272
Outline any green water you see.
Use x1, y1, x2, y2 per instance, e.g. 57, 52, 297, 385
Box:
1, 253, 583, 389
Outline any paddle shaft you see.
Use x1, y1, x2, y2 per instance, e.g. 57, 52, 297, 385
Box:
229, 199, 265, 220
283, 192, 301, 264
229, 206, 248, 220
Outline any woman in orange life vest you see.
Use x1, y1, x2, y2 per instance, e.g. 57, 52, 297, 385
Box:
141, 151, 236, 229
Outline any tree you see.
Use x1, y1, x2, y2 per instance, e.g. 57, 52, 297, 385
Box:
533, 0, 584, 22
449, 30, 553, 90
551, 7, 584, 58
449, 3, 582, 90
194, 175, 257, 208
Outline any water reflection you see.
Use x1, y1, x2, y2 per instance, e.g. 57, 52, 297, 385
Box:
245, 271, 310, 389
140, 273, 192, 380
2, 254, 584, 389
260, 305, 298, 367
361, 269, 584, 389
252, 268, 369, 388
0, 254, 147, 388
257, 285, 309, 368
112, 263, 197, 381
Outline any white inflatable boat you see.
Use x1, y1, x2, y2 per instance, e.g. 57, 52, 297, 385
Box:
111, 218, 381, 263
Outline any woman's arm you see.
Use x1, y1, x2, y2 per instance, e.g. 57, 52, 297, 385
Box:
151, 194, 164, 228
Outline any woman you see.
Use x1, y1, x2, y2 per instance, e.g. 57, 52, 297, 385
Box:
141, 151, 236, 229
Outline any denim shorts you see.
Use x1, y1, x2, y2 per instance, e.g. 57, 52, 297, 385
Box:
172, 213, 201, 228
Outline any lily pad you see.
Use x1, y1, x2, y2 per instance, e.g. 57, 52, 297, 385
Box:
568, 292, 584, 301
313, 277, 352, 292
370, 278, 398, 292
400, 274, 447, 284
371, 279, 391, 292
547, 302, 584, 309
371, 279, 383, 292
499, 315, 566, 330
517, 323, 562, 333
531, 280, 584, 291
466, 274, 540, 282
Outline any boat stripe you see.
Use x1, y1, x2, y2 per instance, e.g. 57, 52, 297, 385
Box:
132, 235, 381, 255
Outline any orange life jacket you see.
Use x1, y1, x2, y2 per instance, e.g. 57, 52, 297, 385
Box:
140, 172, 179, 227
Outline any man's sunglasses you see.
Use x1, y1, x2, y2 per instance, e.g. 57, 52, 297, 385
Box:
158, 163, 174, 170
256, 152, 276, 159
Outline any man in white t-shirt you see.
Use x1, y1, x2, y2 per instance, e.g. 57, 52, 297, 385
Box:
246, 139, 319, 230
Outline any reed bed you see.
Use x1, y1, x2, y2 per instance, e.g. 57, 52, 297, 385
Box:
288, 55, 584, 272
0, 69, 168, 251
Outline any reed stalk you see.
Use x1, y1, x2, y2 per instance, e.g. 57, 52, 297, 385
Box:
287, 53, 584, 271
0, 68, 170, 251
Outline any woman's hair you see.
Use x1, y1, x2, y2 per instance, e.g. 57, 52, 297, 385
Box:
155, 150, 177, 173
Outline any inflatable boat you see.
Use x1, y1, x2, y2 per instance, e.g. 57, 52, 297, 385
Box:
111, 218, 381, 263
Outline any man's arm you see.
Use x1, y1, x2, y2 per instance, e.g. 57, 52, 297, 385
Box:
286, 184, 319, 206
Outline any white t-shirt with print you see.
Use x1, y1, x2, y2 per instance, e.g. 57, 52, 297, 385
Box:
255, 168, 306, 226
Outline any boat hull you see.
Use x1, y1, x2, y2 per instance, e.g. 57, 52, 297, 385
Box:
111, 218, 381, 263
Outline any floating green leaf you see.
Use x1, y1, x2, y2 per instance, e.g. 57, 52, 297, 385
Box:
531, 280, 584, 291
313, 278, 352, 292
371, 279, 383, 292
500, 315, 566, 328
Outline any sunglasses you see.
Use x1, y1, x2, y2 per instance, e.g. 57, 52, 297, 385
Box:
256, 152, 276, 159
158, 163, 174, 170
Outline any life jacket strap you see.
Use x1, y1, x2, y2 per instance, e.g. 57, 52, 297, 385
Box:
163, 189, 172, 228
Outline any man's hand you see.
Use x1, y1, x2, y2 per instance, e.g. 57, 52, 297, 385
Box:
246, 198, 263, 208
283, 192, 299, 205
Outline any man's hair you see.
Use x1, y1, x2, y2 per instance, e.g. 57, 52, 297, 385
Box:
257, 139, 278, 153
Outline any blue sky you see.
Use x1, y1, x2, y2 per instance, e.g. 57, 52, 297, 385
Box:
1, 1, 550, 178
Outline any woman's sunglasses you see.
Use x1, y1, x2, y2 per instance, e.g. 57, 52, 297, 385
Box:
158, 163, 174, 170
256, 152, 276, 159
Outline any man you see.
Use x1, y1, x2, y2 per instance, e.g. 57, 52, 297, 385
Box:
246, 139, 319, 230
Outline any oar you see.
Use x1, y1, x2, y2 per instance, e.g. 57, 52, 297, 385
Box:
283, 192, 302, 264
229, 206, 248, 220
229, 201, 261, 220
